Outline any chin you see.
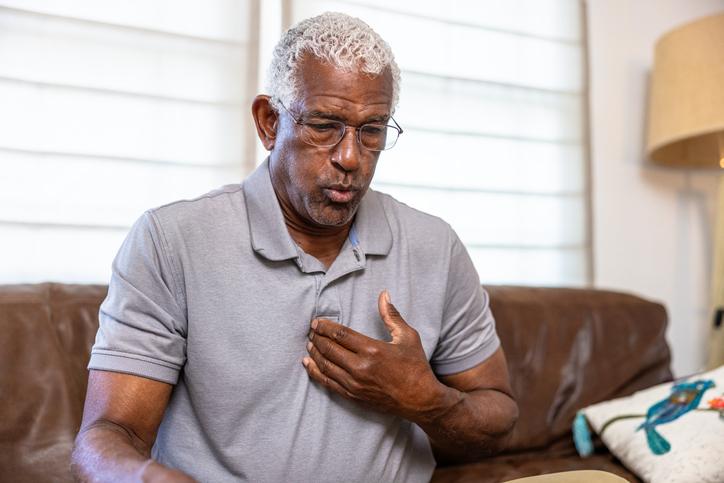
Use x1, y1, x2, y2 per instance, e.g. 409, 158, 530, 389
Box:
310, 203, 358, 227
311, 213, 353, 227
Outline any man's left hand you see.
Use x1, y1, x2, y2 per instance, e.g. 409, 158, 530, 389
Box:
303, 290, 458, 422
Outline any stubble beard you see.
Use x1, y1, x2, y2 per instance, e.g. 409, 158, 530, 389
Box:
303, 190, 363, 227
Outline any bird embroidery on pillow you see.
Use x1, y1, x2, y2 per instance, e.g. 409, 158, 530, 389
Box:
637, 379, 715, 455
573, 378, 718, 457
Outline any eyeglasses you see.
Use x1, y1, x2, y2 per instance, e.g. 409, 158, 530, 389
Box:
277, 102, 403, 151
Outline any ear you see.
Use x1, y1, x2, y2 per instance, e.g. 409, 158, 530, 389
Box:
251, 95, 278, 151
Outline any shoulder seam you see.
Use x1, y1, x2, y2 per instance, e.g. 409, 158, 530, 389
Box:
151, 183, 244, 212
145, 211, 188, 313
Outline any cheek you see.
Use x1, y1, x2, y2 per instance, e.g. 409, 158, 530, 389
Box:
275, 138, 320, 183
285, 155, 329, 202
361, 157, 379, 185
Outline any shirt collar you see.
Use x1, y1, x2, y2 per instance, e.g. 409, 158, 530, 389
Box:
352, 186, 393, 257
243, 159, 392, 261
244, 159, 298, 261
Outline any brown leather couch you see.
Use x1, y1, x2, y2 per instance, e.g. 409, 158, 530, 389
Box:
0, 283, 672, 482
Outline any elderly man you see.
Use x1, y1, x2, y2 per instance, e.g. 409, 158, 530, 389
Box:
72, 12, 518, 483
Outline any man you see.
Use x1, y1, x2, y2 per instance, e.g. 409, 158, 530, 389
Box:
72, 12, 518, 483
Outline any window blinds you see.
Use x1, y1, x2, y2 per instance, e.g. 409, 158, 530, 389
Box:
290, 0, 590, 286
0, 0, 591, 287
0, 0, 256, 283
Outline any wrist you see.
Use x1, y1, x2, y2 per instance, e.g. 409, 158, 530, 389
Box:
410, 377, 464, 427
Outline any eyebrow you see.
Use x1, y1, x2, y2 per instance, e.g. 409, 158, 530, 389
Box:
305, 110, 390, 124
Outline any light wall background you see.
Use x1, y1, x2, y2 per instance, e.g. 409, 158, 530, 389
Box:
587, 0, 724, 376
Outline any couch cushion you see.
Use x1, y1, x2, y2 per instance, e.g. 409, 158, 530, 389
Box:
0, 283, 107, 483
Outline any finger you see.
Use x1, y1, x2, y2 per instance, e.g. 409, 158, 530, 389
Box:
302, 352, 355, 399
302, 356, 350, 397
306, 341, 355, 390
377, 290, 408, 342
309, 333, 361, 373
311, 318, 375, 352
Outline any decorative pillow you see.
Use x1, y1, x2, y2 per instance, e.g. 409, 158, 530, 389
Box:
572, 365, 724, 483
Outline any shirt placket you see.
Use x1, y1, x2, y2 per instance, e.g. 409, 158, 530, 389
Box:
312, 227, 366, 326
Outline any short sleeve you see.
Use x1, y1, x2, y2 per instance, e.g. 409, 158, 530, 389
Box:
430, 230, 500, 376
88, 211, 188, 384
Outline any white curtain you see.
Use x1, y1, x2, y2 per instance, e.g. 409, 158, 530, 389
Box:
291, 0, 590, 286
1, 0, 590, 287
0, 0, 256, 283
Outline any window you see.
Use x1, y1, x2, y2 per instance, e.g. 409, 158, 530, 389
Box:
1, 0, 590, 287
0, 0, 257, 282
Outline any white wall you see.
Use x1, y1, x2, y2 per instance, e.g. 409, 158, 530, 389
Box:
587, 0, 724, 376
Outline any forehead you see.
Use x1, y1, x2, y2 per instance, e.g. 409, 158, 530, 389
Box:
294, 55, 393, 117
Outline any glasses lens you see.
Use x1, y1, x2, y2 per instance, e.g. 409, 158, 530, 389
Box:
295, 116, 401, 151
360, 124, 399, 151
301, 120, 345, 147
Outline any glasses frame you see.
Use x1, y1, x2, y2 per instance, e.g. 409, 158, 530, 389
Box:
276, 101, 403, 152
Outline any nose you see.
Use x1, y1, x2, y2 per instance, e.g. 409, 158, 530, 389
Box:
330, 126, 361, 172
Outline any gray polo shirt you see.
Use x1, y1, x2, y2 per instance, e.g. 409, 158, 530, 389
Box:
89, 160, 500, 483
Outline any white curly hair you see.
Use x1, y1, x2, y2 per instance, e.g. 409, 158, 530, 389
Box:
266, 12, 400, 112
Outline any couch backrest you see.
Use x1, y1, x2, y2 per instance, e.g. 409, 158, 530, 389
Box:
486, 285, 672, 454
0, 283, 672, 480
0, 283, 107, 483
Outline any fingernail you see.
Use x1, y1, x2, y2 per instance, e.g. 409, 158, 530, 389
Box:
306, 341, 312, 351
311, 319, 318, 329
385, 290, 391, 304
302, 357, 309, 367
308, 330, 314, 341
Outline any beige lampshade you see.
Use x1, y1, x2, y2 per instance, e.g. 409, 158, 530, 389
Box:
646, 13, 724, 168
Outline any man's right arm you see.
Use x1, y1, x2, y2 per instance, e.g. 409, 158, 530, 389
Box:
71, 370, 195, 482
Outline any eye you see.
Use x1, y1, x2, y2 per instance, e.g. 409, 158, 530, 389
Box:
307, 122, 339, 132
362, 124, 385, 134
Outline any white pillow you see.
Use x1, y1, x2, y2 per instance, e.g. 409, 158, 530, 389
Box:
574, 365, 724, 483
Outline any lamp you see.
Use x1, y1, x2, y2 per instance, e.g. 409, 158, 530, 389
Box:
646, 13, 724, 369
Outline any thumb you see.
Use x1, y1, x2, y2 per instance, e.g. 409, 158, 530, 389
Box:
378, 290, 407, 342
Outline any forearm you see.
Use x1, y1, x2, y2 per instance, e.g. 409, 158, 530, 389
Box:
414, 383, 519, 463
71, 419, 189, 482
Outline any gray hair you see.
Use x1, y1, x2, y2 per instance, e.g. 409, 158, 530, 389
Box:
266, 12, 400, 112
